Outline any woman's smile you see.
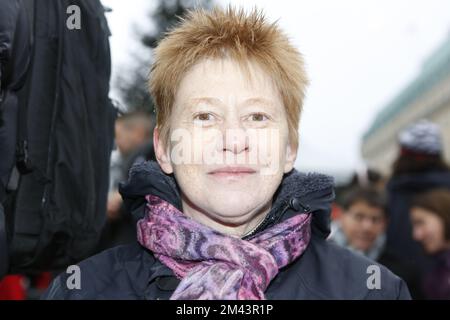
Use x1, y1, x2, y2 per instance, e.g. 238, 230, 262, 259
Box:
207, 166, 257, 180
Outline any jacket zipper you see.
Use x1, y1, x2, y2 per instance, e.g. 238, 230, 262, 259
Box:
242, 197, 311, 240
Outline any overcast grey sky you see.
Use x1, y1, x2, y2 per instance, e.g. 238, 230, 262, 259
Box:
101, 0, 450, 180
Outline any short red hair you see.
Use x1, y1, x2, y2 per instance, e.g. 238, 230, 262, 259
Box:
149, 6, 309, 149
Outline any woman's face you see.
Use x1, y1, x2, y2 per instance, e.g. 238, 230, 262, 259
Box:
410, 207, 448, 254
154, 58, 297, 229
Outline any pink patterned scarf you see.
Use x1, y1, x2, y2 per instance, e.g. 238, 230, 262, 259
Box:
137, 194, 312, 300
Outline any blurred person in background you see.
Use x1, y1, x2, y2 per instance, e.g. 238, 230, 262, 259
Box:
97, 111, 155, 251
0, 0, 32, 298
410, 189, 450, 300
107, 110, 155, 219
330, 188, 388, 261
332, 167, 386, 221
329, 188, 420, 298
385, 119, 450, 297
1, 0, 114, 299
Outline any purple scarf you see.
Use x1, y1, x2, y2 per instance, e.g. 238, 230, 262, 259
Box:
137, 194, 312, 300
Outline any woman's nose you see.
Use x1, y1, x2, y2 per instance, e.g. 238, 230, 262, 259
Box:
221, 126, 249, 154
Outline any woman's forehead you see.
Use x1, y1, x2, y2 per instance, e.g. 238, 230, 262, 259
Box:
181, 58, 275, 87
174, 58, 282, 105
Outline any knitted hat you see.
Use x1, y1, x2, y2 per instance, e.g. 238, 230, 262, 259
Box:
398, 119, 443, 155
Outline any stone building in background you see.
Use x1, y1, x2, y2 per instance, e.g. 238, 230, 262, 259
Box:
362, 32, 450, 176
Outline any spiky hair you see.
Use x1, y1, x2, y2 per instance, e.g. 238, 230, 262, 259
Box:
149, 6, 309, 148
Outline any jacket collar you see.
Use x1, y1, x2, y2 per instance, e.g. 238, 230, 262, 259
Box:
119, 160, 335, 239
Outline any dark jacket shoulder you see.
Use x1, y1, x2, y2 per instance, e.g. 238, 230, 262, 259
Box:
42, 161, 410, 300
43, 237, 411, 300
42, 242, 154, 300
266, 236, 411, 299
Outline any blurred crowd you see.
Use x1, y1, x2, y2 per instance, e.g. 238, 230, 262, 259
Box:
329, 119, 450, 299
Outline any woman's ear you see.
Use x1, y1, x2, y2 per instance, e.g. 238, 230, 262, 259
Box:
154, 127, 174, 174
284, 141, 297, 174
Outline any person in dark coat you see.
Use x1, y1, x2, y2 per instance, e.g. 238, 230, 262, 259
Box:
0, 0, 31, 192
0, 0, 32, 280
385, 119, 450, 293
42, 7, 410, 300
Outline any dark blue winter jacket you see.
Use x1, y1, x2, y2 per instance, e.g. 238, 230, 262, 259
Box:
42, 161, 411, 300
